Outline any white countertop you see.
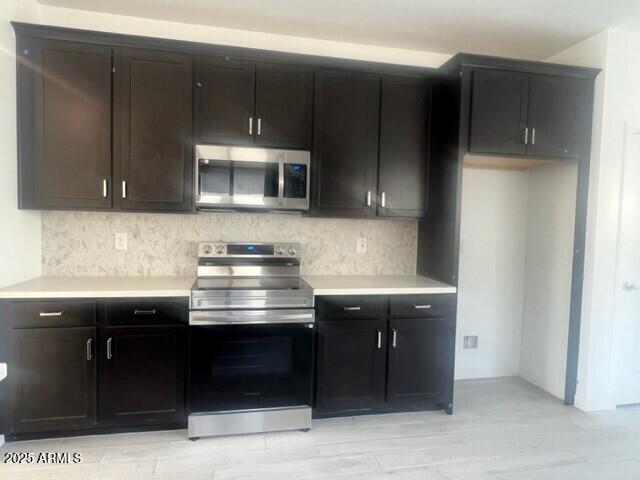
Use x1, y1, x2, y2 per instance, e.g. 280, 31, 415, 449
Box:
0, 275, 455, 299
302, 275, 456, 296
0, 276, 195, 299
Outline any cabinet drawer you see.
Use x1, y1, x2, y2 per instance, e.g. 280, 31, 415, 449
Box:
7, 300, 96, 328
317, 296, 384, 320
103, 298, 188, 325
389, 294, 455, 318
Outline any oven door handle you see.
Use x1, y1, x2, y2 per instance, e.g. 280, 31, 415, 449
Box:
189, 309, 315, 325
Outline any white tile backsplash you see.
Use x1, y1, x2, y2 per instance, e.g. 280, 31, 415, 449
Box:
41, 211, 417, 276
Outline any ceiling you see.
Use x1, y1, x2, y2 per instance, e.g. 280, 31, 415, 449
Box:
36, 0, 640, 59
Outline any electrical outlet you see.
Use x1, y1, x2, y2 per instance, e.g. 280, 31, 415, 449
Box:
463, 335, 478, 349
356, 237, 367, 253
115, 232, 128, 251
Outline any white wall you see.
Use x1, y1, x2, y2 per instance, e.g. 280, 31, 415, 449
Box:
547, 29, 640, 411
519, 162, 578, 399
0, 0, 41, 288
35, 5, 449, 68
456, 167, 529, 380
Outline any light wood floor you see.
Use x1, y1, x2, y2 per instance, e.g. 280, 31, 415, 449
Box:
2, 377, 640, 480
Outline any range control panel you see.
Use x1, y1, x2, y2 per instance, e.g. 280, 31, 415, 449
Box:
198, 242, 300, 258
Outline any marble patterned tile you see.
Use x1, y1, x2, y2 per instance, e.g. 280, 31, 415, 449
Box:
41, 211, 418, 276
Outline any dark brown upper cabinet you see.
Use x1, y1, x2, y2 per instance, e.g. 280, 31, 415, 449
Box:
469, 69, 529, 156
468, 67, 592, 159
311, 69, 380, 217
113, 48, 193, 212
255, 63, 314, 149
195, 59, 313, 149
194, 57, 255, 146
378, 76, 430, 218
526, 74, 592, 159
16, 38, 112, 210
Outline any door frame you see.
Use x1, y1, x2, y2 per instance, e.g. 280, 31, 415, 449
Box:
562, 91, 597, 406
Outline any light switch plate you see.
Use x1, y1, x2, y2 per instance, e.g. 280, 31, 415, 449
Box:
115, 232, 128, 251
356, 237, 367, 253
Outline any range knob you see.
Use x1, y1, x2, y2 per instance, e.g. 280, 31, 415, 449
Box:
202, 244, 213, 255
288, 246, 297, 256
275, 246, 286, 255
214, 244, 226, 255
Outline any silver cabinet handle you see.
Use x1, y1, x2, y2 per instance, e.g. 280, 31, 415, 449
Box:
134, 309, 157, 315
381, 192, 386, 208
377, 330, 382, 349
39, 311, 64, 317
392, 329, 397, 348
366, 190, 372, 207
523, 127, 529, 145
121, 180, 127, 199
257, 117, 262, 136
413, 304, 432, 310
531, 128, 536, 145
623, 281, 639, 291
86, 338, 93, 361
343, 306, 361, 311
102, 179, 108, 198
107, 337, 113, 360
249, 116, 253, 135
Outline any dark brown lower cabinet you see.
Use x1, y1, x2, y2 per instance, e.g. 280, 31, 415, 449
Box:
314, 294, 456, 417
387, 316, 454, 405
9, 327, 97, 434
315, 318, 387, 414
99, 325, 186, 427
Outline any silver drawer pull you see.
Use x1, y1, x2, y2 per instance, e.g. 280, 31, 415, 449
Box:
377, 330, 382, 349
107, 337, 113, 360
134, 309, 157, 315
343, 306, 361, 311
86, 338, 93, 361
413, 305, 432, 310
39, 311, 64, 317
392, 329, 397, 348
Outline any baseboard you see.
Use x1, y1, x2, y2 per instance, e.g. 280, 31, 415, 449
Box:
519, 370, 565, 400
455, 365, 519, 380
574, 391, 617, 412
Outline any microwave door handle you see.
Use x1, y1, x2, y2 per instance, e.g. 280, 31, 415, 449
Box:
278, 160, 285, 205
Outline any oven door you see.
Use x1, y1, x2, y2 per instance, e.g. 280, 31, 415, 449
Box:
189, 309, 314, 414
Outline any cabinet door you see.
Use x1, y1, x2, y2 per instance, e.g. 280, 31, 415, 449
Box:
387, 317, 454, 405
17, 38, 112, 210
468, 69, 529, 155
315, 319, 387, 414
9, 327, 97, 434
114, 48, 193, 211
378, 76, 430, 218
526, 74, 592, 159
255, 63, 314, 149
311, 70, 380, 217
194, 57, 255, 145
100, 325, 186, 426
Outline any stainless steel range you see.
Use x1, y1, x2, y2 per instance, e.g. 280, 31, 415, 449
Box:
188, 241, 314, 439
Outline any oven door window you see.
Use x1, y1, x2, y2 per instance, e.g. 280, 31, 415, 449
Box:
189, 323, 313, 413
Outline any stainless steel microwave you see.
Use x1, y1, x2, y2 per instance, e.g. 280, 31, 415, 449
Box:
194, 145, 310, 211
